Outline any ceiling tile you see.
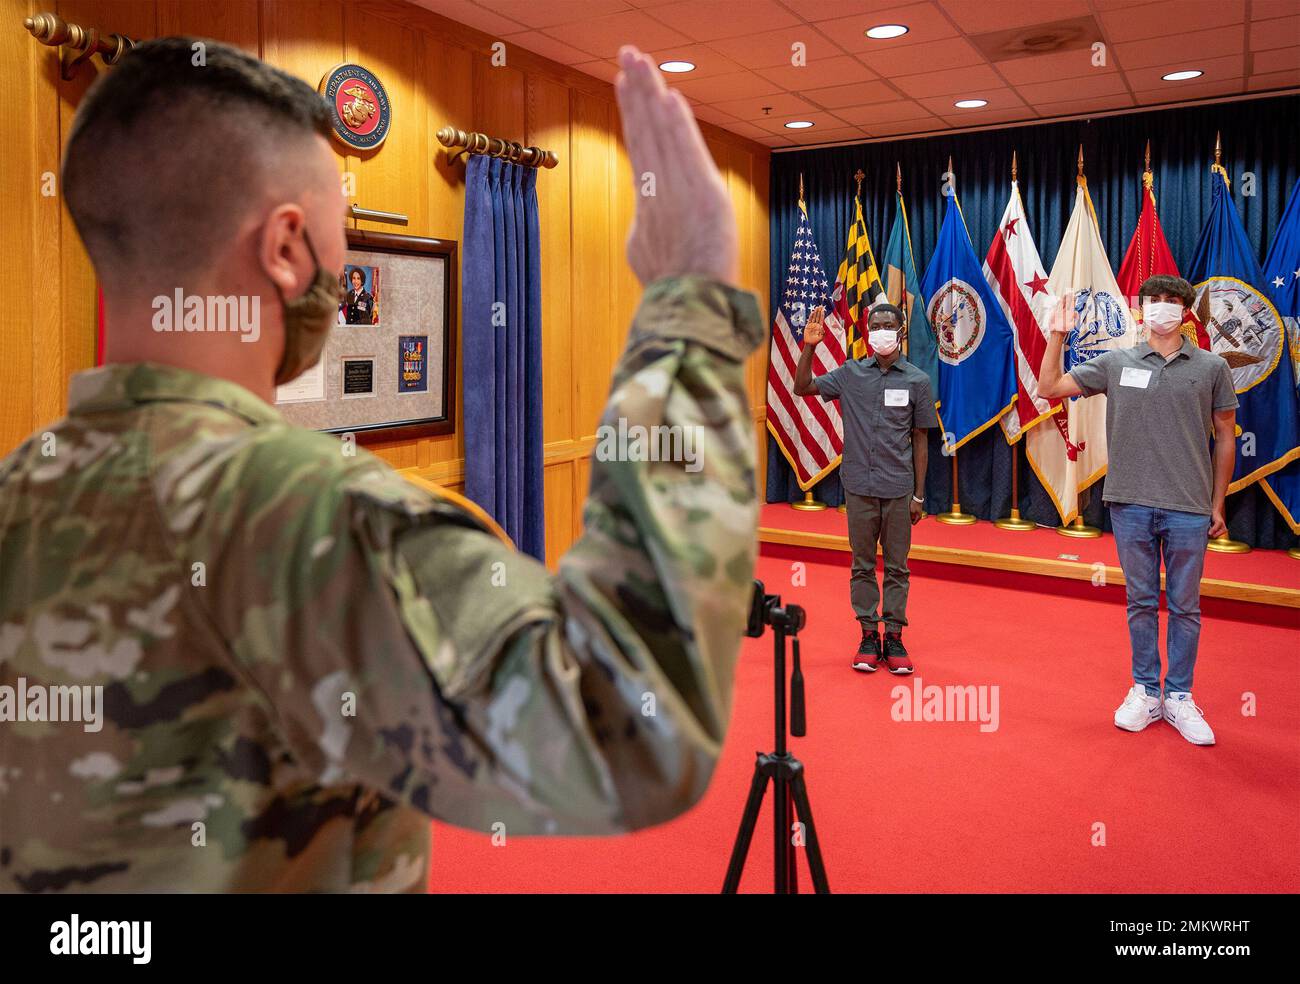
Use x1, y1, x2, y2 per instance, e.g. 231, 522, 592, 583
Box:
539, 9, 691, 58
502, 31, 599, 65
710, 91, 820, 120
790, 1, 913, 22
410, 0, 527, 35
1114, 26, 1242, 69
938, 0, 1091, 34
996, 48, 1117, 85
643, 0, 801, 42
784, 125, 873, 145
915, 86, 1028, 115
1124, 53, 1245, 89
759, 55, 879, 91
671, 69, 783, 102
690, 103, 740, 126
856, 35, 987, 77
798, 80, 906, 109
863, 117, 949, 137
1252, 47, 1300, 76
475, 0, 634, 30
1016, 70, 1131, 105
891, 63, 1005, 98
1251, 0, 1300, 19
1249, 16, 1300, 51
813, 2, 959, 51
834, 99, 936, 125
1131, 79, 1246, 104
644, 43, 745, 79
751, 110, 857, 135
937, 107, 1041, 128
707, 26, 849, 68
570, 59, 623, 83
1028, 93, 1139, 117
1247, 69, 1300, 90
1098, 0, 1245, 45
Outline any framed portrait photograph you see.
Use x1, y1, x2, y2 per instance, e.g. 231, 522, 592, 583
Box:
274, 229, 456, 442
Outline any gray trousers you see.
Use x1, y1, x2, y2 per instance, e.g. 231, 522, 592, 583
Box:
845, 492, 913, 633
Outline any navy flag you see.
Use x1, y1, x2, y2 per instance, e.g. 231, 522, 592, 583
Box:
1259, 179, 1300, 533
1186, 161, 1300, 494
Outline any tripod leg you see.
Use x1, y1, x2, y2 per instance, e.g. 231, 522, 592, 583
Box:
722, 759, 771, 893
787, 786, 799, 895
790, 772, 831, 894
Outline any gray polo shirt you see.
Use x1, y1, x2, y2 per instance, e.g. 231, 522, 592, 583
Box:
815, 355, 939, 498
1068, 337, 1238, 516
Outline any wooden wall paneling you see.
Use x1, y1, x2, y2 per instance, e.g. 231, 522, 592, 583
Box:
260, 0, 343, 83
4, 0, 38, 450
156, 0, 259, 50
542, 459, 573, 570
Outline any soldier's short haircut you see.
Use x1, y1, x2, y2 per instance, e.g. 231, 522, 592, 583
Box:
1138, 274, 1195, 308
869, 302, 904, 326
63, 37, 332, 282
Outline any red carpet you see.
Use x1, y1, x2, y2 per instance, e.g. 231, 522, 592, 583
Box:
427, 552, 1300, 893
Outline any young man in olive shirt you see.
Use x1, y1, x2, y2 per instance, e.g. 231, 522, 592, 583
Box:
796, 304, 938, 674
1037, 275, 1237, 745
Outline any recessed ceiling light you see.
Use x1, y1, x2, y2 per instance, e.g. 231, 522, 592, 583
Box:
658, 60, 695, 73
784, 120, 815, 129
954, 98, 988, 109
1162, 69, 1203, 81
866, 24, 909, 39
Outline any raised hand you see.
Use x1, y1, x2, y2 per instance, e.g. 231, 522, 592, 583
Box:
614, 46, 738, 288
803, 305, 826, 347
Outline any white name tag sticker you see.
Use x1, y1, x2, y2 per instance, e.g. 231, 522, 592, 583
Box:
1120, 367, 1152, 389
884, 388, 910, 407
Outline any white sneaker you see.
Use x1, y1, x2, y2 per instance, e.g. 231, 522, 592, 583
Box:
1114, 685, 1162, 732
1163, 693, 1215, 745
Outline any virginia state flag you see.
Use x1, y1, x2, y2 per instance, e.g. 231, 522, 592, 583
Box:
919, 189, 1017, 450
882, 186, 940, 412
1259, 179, 1300, 532
1187, 164, 1300, 493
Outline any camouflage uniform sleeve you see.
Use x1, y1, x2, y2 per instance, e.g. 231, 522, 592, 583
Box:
206, 276, 765, 836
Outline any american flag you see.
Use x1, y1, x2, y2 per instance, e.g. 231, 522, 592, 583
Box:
766, 200, 847, 490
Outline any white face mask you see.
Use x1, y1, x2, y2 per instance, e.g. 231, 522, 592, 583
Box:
868, 327, 900, 355
1143, 301, 1184, 336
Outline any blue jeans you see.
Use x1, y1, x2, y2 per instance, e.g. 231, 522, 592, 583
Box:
1109, 502, 1211, 697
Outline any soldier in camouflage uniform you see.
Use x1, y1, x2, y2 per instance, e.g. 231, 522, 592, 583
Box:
0, 40, 761, 891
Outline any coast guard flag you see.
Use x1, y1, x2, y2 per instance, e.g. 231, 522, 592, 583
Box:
1258, 180, 1300, 531
1025, 176, 1137, 524
831, 194, 885, 360
766, 198, 847, 490
881, 185, 940, 412
919, 188, 1017, 450
984, 180, 1059, 442
1186, 164, 1300, 494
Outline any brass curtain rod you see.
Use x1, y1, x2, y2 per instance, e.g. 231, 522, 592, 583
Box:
24, 11, 136, 80
437, 126, 559, 170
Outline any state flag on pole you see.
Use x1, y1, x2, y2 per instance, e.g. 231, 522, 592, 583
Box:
919, 187, 1018, 451
881, 184, 940, 414
1116, 162, 1212, 349
984, 179, 1059, 442
1025, 174, 1138, 524
1187, 161, 1300, 494
766, 197, 847, 490
828, 194, 884, 361
1255, 180, 1300, 532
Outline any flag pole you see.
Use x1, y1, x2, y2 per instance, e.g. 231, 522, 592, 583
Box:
792, 170, 828, 514
995, 149, 1037, 532
936, 154, 976, 526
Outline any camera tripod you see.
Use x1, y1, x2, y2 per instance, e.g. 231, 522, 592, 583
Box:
722, 582, 830, 894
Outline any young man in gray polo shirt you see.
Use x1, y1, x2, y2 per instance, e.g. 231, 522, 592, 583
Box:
796, 303, 939, 675
1038, 275, 1237, 745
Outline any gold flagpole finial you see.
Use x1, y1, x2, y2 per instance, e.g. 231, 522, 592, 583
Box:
1214, 131, 1222, 167
853, 168, 865, 199
947, 155, 953, 176
1077, 144, 1084, 177
799, 172, 805, 203
1144, 138, 1151, 173
1011, 150, 1017, 182
896, 161, 902, 194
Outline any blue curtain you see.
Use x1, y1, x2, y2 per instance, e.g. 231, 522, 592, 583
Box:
768, 94, 1300, 549
464, 155, 545, 559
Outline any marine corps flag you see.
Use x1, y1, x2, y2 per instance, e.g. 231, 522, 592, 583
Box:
832, 189, 885, 360
1186, 150, 1300, 493
1116, 148, 1211, 349
919, 175, 1017, 451
1025, 158, 1137, 524
984, 167, 1058, 443
881, 170, 939, 409
767, 195, 847, 490
1260, 179, 1300, 532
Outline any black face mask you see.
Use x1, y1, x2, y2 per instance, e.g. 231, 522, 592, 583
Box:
273, 227, 343, 386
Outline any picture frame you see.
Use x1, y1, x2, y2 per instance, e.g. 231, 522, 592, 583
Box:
273, 229, 457, 443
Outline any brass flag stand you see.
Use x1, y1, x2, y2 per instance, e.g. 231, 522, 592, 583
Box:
995, 442, 1036, 530
936, 451, 977, 525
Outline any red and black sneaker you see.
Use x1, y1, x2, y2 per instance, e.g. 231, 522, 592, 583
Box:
852, 627, 883, 673
883, 632, 914, 674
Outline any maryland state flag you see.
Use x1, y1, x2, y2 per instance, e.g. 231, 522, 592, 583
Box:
1258, 179, 1300, 532
1116, 155, 1211, 349
919, 180, 1018, 451
1186, 158, 1300, 494
881, 175, 940, 412
832, 192, 885, 360
1025, 167, 1137, 524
